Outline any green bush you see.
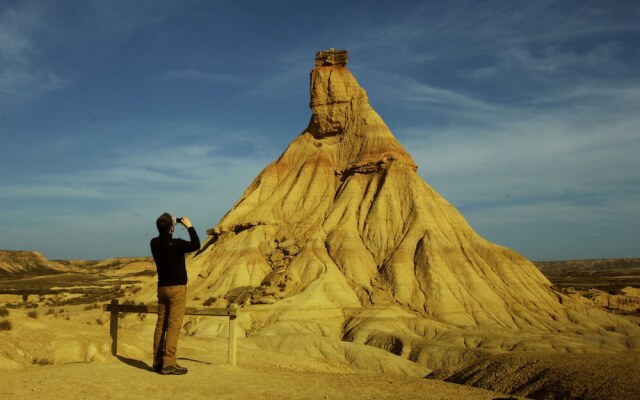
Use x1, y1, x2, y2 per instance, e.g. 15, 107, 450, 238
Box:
27, 311, 38, 319
0, 320, 11, 331
0, 308, 9, 317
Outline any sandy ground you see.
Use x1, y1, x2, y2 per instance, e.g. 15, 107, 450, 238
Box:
0, 356, 514, 400
0, 307, 516, 399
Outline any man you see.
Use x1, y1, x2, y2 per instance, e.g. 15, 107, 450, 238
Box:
150, 212, 200, 375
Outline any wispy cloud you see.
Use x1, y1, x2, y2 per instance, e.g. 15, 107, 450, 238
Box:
395, 78, 640, 260
0, 2, 68, 107
0, 130, 274, 258
373, 72, 497, 112
0, 185, 110, 199
159, 69, 243, 85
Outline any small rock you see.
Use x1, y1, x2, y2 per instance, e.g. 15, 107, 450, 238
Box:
251, 296, 277, 305
278, 239, 295, 249
270, 250, 285, 262
284, 245, 300, 256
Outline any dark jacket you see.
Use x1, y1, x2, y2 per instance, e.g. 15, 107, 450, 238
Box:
150, 227, 200, 287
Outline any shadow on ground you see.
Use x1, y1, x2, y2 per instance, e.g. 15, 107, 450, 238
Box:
116, 355, 212, 372
116, 355, 153, 372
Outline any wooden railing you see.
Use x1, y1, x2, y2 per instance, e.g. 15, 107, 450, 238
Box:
103, 299, 239, 366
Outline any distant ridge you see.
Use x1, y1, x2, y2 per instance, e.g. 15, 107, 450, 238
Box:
534, 258, 640, 292
0, 250, 66, 279
0, 250, 154, 279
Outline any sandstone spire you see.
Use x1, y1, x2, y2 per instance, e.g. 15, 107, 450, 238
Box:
185, 50, 638, 358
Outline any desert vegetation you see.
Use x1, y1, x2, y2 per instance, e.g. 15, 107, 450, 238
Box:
0, 320, 10, 331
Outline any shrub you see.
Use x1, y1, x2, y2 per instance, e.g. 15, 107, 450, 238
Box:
203, 297, 216, 307
46, 309, 56, 316
0, 320, 11, 331
32, 357, 53, 366
27, 311, 38, 319
0, 308, 9, 317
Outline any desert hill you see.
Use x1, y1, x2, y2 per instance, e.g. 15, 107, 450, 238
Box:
160, 48, 640, 379
0, 250, 70, 279
0, 250, 154, 280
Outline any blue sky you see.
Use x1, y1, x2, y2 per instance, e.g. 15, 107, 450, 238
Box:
1, 0, 639, 261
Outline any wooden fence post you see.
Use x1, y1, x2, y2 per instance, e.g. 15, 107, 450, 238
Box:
109, 299, 119, 356
228, 315, 237, 366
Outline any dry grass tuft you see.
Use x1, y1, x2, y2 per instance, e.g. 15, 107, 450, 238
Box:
0, 320, 11, 331
32, 357, 53, 366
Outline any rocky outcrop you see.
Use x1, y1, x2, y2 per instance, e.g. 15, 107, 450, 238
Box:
190, 49, 557, 324
185, 49, 640, 366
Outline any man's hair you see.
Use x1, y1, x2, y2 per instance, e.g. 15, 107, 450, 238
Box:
156, 212, 174, 234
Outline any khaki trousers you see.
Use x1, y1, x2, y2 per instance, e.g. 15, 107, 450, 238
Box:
153, 285, 186, 368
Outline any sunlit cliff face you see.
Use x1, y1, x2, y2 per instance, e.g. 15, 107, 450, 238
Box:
308, 102, 351, 137
307, 58, 368, 139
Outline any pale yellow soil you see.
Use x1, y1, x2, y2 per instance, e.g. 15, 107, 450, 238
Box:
0, 307, 517, 399
0, 356, 513, 400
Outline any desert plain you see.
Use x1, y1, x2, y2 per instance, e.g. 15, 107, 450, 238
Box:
1, 50, 639, 399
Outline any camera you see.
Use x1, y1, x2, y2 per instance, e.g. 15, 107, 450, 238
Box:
176, 217, 183, 224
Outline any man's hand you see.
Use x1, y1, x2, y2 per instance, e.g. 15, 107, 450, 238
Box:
179, 217, 193, 228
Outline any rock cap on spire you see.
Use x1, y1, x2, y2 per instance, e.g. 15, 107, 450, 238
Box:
315, 48, 348, 67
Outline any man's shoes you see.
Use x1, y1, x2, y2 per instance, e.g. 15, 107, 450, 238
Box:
159, 364, 188, 375
153, 363, 162, 373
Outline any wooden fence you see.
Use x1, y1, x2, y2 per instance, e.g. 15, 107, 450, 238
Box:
103, 299, 239, 366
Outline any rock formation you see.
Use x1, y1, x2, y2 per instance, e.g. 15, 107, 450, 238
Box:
184, 49, 639, 370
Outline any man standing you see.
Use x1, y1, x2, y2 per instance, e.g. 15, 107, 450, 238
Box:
150, 212, 200, 375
